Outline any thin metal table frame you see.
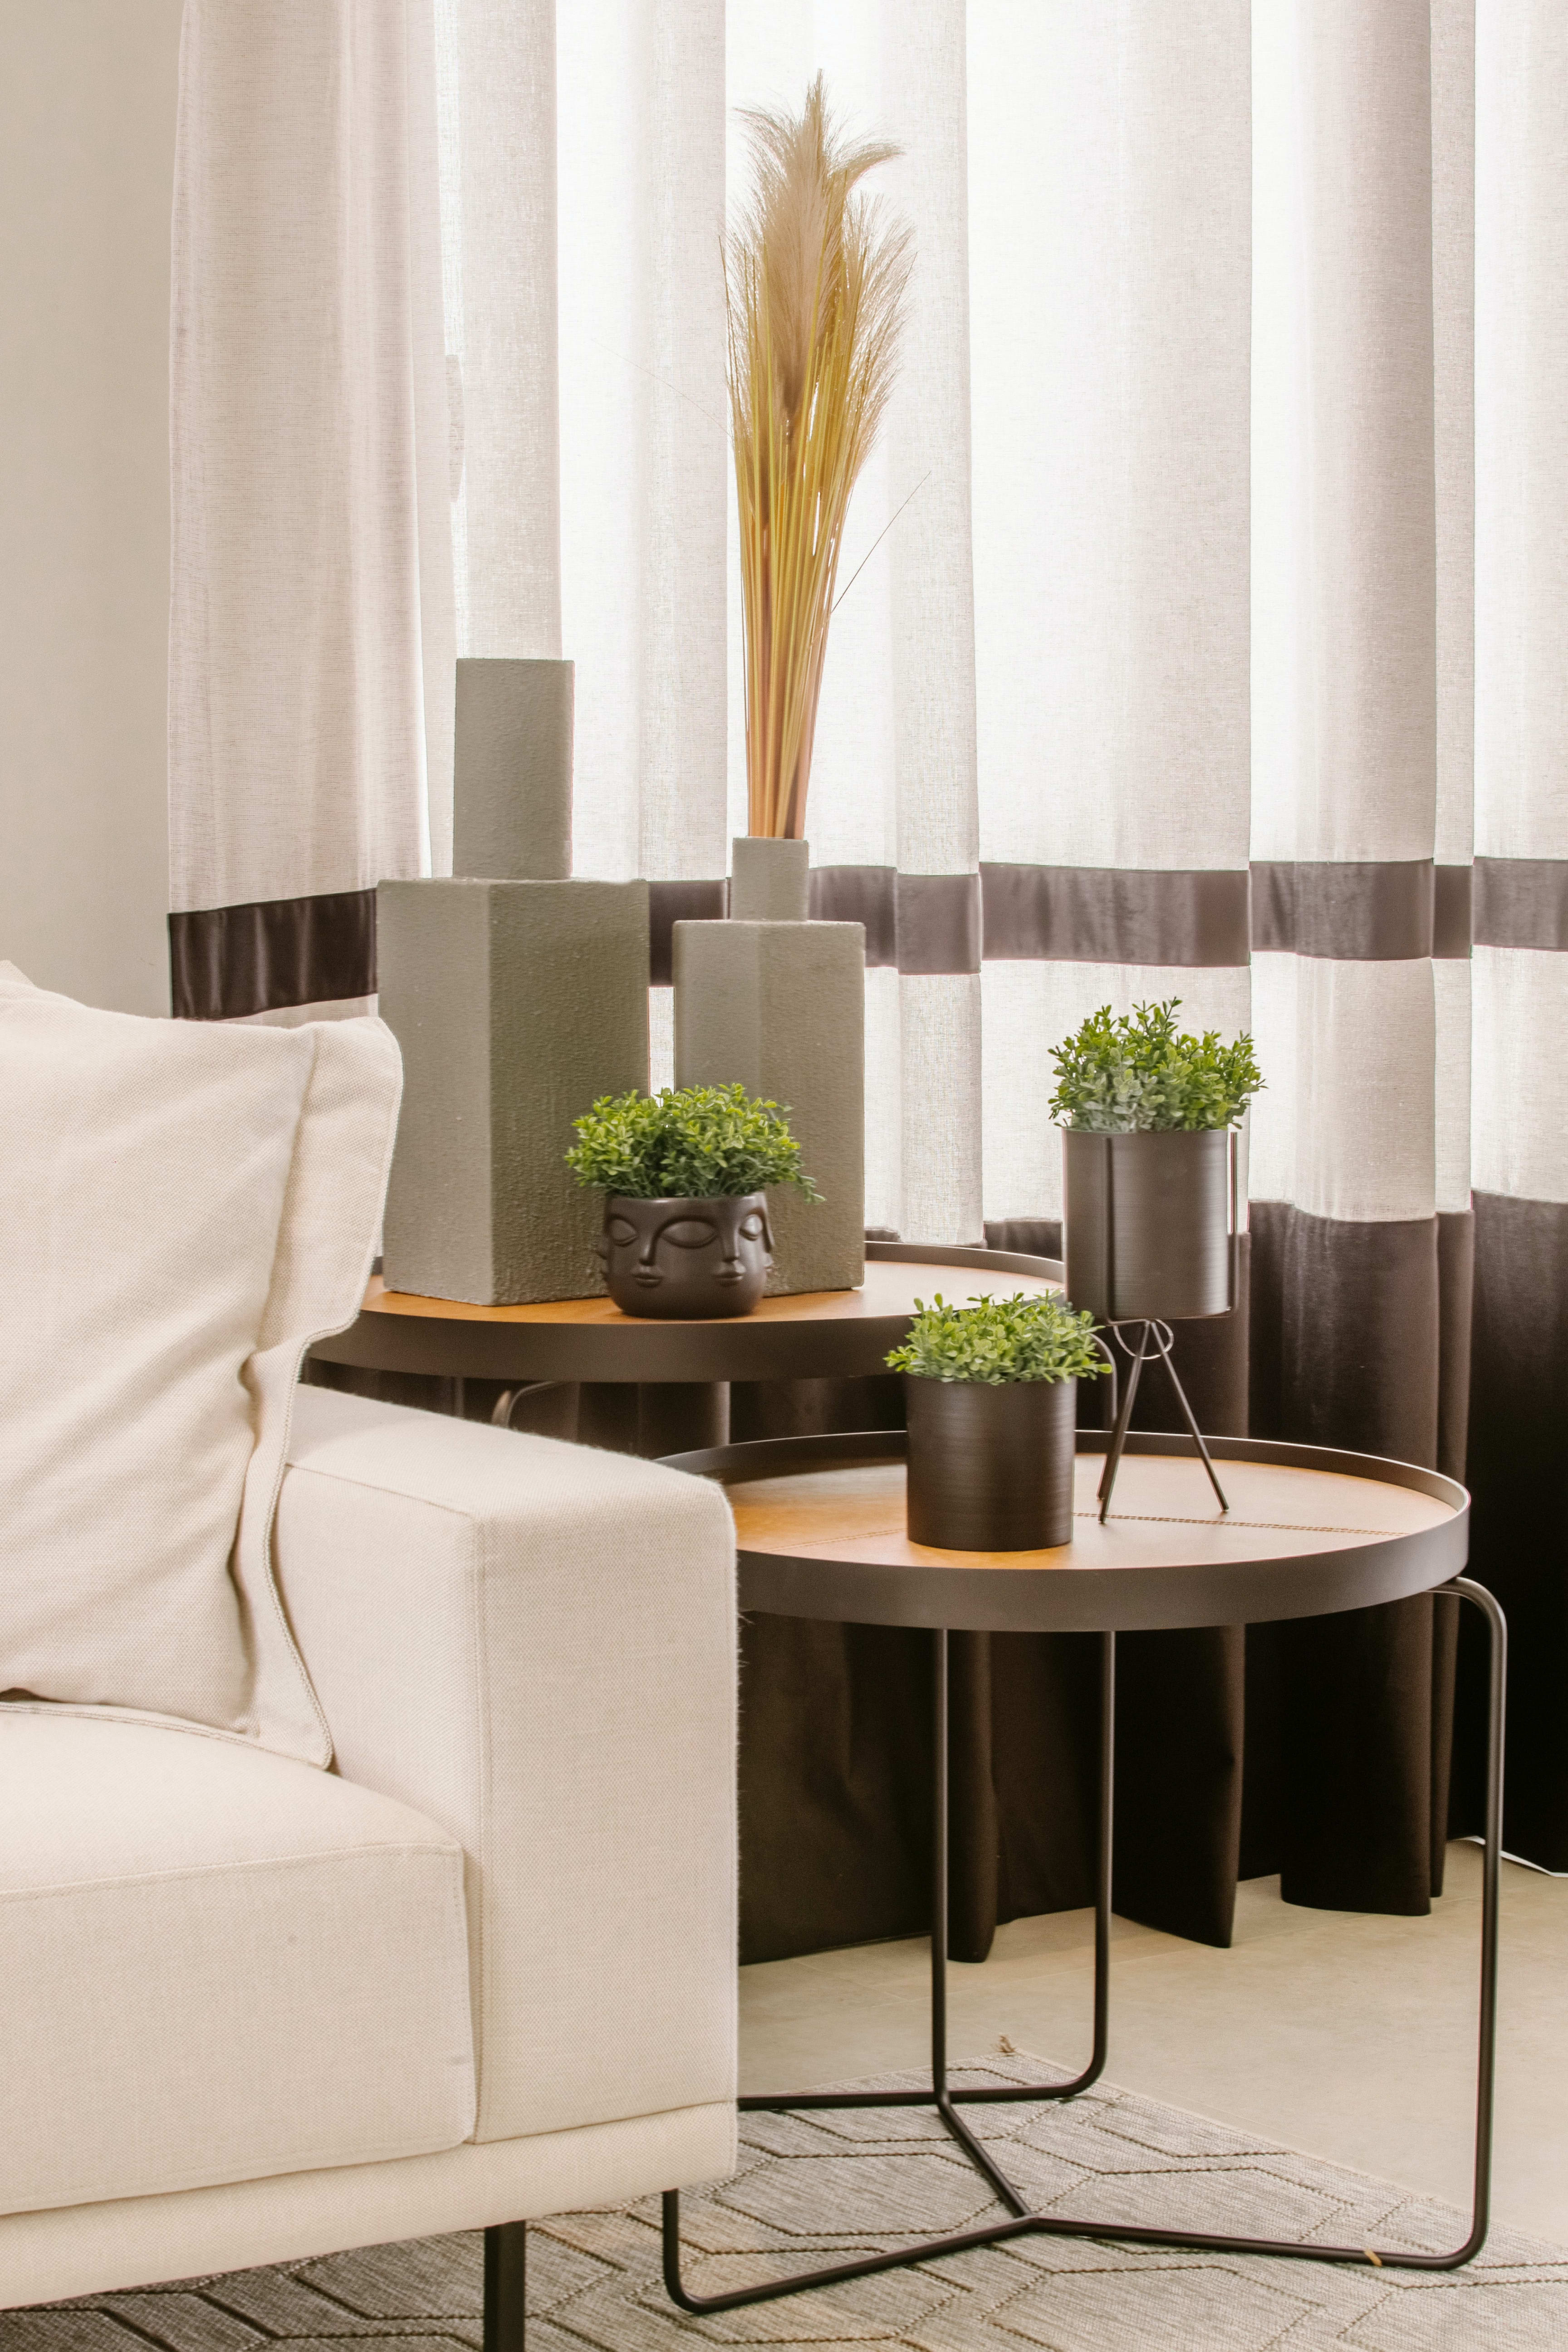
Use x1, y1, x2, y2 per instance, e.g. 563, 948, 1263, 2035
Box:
662, 1580, 1505, 2314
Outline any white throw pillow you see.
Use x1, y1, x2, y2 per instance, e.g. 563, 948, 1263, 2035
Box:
0, 964, 401, 1759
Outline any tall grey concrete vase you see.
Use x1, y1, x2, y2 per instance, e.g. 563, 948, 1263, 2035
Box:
599, 1193, 772, 1318
1063, 1127, 1238, 1323
377, 877, 650, 1304
453, 658, 573, 881
905, 1376, 1078, 1550
673, 918, 865, 1296
730, 834, 809, 921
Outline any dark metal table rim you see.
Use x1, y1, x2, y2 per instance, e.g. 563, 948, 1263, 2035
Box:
659, 1481, 1505, 2312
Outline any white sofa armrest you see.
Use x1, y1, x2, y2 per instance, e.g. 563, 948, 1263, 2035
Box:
274, 1384, 737, 2151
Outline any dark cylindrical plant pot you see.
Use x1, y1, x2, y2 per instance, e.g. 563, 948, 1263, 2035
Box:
599, 1193, 773, 1319
904, 1375, 1078, 1551
1063, 1128, 1235, 1323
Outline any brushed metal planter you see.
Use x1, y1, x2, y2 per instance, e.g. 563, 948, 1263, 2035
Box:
904, 1376, 1078, 1551
599, 1193, 773, 1320
1063, 1127, 1238, 1325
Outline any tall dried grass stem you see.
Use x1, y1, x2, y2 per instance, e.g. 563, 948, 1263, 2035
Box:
726, 75, 912, 840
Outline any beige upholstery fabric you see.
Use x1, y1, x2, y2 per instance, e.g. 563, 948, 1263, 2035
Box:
0, 965, 399, 1756
0, 2100, 733, 2311
0, 1714, 474, 2216
275, 1384, 739, 2146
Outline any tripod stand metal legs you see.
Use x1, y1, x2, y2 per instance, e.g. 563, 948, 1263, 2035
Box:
662, 1582, 1504, 2313
1098, 1320, 1230, 1521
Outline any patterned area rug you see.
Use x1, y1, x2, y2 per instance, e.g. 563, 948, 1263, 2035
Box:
13, 2049, 1568, 2352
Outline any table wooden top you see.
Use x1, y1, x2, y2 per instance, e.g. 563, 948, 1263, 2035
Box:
312, 1246, 1062, 1384
679, 1433, 1470, 1634
357, 1256, 1058, 1328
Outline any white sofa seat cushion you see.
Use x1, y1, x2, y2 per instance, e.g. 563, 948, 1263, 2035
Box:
0, 1715, 475, 2216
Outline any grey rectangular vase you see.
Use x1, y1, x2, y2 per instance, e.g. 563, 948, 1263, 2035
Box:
378, 877, 650, 1304
453, 658, 573, 882
673, 919, 865, 1295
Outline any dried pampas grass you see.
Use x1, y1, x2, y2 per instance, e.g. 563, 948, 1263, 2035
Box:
727, 75, 912, 841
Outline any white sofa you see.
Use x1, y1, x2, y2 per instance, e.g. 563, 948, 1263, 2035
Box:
0, 969, 738, 2330
0, 1385, 738, 2319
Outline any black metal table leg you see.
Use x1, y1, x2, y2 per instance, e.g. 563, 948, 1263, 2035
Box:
662, 1628, 1116, 2313
662, 1579, 1503, 2312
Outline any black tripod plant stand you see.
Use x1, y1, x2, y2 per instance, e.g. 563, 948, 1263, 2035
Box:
1097, 1317, 1230, 1521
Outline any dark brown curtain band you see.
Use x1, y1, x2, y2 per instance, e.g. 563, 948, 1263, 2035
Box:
982, 864, 1251, 967
169, 888, 377, 1020
171, 856, 1567, 1017
1473, 857, 1568, 951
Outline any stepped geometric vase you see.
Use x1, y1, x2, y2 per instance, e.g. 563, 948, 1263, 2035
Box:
377, 656, 653, 1306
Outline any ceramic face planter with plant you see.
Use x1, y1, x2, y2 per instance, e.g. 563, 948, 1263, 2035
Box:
566, 1082, 821, 1320
1051, 999, 1263, 1325
887, 1293, 1108, 1551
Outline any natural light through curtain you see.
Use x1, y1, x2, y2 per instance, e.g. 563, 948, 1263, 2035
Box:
427, 0, 1568, 1265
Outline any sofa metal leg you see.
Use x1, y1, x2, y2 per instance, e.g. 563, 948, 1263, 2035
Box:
483, 2220, 526, 2352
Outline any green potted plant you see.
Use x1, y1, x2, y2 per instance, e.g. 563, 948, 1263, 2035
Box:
886, 1293, 1108, 1550
1051, 1000, 1262, 1324
566, 1083, 822, 1321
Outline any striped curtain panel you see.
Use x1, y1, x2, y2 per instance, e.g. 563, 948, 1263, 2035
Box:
167, 0, 453, 1023
170, 0, 1568, 1884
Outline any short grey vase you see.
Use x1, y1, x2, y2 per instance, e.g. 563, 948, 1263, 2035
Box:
599, 1194, 774, 1320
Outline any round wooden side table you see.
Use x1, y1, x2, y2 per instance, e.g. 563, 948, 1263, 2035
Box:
656, 1429, 1504, 2314
309, 1241, 1061, 1455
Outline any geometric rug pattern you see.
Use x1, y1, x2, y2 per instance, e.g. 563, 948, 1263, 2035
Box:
10, 2048, 1568, 2352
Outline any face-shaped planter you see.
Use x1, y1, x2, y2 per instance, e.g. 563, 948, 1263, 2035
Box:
599, 1193, 774, 1319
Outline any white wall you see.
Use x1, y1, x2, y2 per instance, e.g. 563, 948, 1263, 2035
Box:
0, 2, 185, 1015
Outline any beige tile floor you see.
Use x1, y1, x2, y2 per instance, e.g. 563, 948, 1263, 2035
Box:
739, 1841, 1568, 2243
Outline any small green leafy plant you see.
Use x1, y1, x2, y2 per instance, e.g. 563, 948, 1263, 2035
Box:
887, 1293, 1108, 1386
566, 1082, 823, 1202
1049, 999, 1262, 1132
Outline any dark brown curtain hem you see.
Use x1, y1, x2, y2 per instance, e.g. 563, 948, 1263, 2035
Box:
1453, 1192, 1568, 1866
169, 887, 377, 1019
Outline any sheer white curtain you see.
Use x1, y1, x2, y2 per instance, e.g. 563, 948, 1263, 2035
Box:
436, 0, 1567, 1313
168, 0, 1568, 1861
169, 2, 1568, 1260
168, 0, 451, 1021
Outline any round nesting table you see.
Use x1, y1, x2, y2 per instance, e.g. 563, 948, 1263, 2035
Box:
657, 1428, 1505, 2315
309, 1242, 1060, 1455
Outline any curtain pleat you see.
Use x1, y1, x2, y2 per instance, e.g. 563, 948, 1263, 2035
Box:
168, 0, 452, 1015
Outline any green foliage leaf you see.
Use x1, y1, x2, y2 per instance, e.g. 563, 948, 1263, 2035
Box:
1049, 998, 1263, 1132
566, 1083, 823, 1202
886, 1292, 1109, 1386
